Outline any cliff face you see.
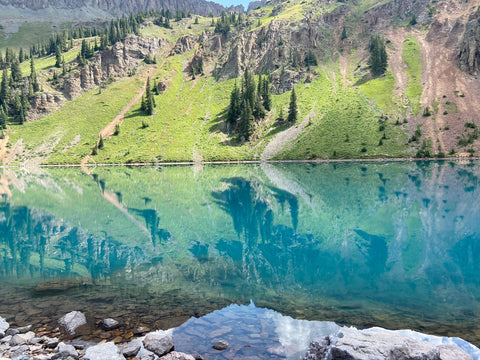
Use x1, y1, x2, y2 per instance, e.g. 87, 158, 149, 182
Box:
0, 0, 244, 16
458, 10, 480, 74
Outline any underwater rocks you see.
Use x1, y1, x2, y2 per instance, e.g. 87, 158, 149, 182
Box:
58, 312, 87, 336
304, 327, 474, 360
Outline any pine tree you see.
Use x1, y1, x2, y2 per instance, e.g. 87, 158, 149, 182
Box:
30, 57, 39, 93
55, 45, 62, 68
239, 99, 253, 140
142, 77, 155, 115
368, 35, 388, 76
287, 87, 297, 124
227, 81, 241, 125
0, 107, 7, 129
341, 26, 347, 40
262, 77, 271, 111
0, 70, 9, 107
10, 60, 22, 84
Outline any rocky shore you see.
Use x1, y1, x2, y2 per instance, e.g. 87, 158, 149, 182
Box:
1, 310, 479, 360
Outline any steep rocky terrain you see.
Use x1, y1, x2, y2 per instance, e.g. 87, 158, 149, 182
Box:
2, 0, 480, 165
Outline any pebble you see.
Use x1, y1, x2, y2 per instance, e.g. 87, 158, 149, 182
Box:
101, 319, 120, 331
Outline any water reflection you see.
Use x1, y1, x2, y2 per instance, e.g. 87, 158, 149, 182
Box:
0, 162, 479, 344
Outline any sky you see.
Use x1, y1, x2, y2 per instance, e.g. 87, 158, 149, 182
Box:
213, 0, 252, 9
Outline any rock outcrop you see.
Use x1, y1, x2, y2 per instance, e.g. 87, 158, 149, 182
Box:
459, 9, 480, 74
303, 327, 473, 360
62, 35, 168, 99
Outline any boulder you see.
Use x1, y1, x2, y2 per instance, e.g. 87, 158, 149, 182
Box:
101, 318, 120, 331
10, 332, 35, 346
84, 342, 125, 360
55, 342, 78, 358
121, 339, 142, 357
303, 327, 473, 360
58, 311, 86, 335
143, 331, 174, 357
161, 351, 196, 360
0, 316, 9, 336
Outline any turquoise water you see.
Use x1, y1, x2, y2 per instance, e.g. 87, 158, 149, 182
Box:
0, 161, 479, 347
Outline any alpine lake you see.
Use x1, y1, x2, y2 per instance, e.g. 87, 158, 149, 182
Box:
1, 160, 480, 358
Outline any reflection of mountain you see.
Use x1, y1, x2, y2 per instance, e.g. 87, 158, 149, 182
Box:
0, 162, 480, 343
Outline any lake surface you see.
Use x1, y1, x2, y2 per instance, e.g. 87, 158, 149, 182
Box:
1, 161, 480, 354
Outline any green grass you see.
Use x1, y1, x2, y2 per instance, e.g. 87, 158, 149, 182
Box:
402, 35, 423, 115
0, 22, 58, 49
276, 69, 411, 160
359, 70, 396, 111
7, 72, 144, 165
93, 54, 276, 163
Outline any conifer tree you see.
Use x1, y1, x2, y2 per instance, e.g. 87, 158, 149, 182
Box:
55, 45, 62, 68
262, 77, 271, 111
142, 77, 155, 115
0, 107, 7, 129
10, 60, 22, 84
227, 81, 241, 125
30, 57, 39, 93
368, 35, 388, 76
287, 87, 297, 124
0, 70, 9, 107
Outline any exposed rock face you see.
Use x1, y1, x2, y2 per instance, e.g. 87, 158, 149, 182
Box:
303, 327, 473, 360
58, 311, 87, 335
62, 35, 168, 99
0, 0, 243, 18
459, 10, 480, 74
363, 0, 432, 28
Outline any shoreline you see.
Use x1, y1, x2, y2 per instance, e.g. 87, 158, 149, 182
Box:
1, 156, 479, 169
1, 306, 479, 360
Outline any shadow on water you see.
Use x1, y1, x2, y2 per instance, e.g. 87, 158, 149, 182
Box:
0, 161, 479, 345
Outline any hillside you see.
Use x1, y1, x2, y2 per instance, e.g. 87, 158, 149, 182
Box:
1, 0, 480, 165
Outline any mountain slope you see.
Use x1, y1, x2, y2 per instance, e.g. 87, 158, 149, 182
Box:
2, 0, 480, 165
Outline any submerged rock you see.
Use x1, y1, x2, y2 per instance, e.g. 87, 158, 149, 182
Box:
143, 331, 174, 357
161, 351, 195, 360
58, 311, 87, 335
212, 340, 229, 351
101, 318, 120, 331
55, 342, 78, 358
84, 342, 125, 360
304, 327, 473, 360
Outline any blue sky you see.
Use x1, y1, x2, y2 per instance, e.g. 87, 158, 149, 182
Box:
213, 0, 251, 9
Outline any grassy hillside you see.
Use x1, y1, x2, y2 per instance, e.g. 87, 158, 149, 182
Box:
3, 0, 476, 164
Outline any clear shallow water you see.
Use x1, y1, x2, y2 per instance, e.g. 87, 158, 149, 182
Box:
0, 161, 480, 348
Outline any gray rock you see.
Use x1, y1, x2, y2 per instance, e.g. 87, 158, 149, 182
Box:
45, 336, 60, 348
7, 328, 20, 336
101, 318, 120, 330
58, 311, 86, 335
136, 347, 155, 360
55, 342, 79, 358
134, 326, 150, 335
83, 342, 125, 360
161, 351, 195, 360
121, 339, 142, 357
16, 325, 32, 334
12, 355, 30, 360
212, 340, 229, 351
11, 344, 30, 358
10, 332, 35, 346
143, 331, 174, 357
0, 316, 9, 337
0, 335, 12, 344
304, 327, 473, 360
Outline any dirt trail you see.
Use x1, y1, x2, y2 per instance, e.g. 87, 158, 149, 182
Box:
261, 109, 316, 161
81, 65, 158, 166
0, 135, 9, 163
385, 28, 408, 98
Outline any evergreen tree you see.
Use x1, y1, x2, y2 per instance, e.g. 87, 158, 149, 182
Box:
368, 35, 388, 76
142, 77, 155, 115
30, 57, 39, 93
0, 70, 9, 106
0, 107, 7, 129
10, 60, 22, 84
242, 69, 256, 110
341, 26, 347, 40
287, 87, 297, 124
55, 45, 62, 68
262, 77, 271, 111
227, 81, 241, 126
239, 99, 253, 140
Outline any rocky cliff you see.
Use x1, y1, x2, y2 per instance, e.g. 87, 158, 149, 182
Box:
459, 9, 480, 74
0, 0, 244, 17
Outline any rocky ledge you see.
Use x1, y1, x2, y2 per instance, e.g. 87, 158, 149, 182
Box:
1, 311, 479, 360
